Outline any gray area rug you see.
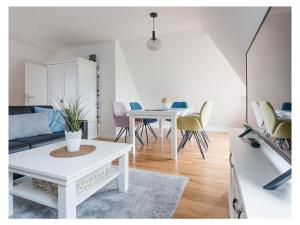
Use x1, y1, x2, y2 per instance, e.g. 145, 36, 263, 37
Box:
11, 168, 188, 219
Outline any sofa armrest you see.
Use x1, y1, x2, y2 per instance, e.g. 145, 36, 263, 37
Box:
80, 120, 88, 139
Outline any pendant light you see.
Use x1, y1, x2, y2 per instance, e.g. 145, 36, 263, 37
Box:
147, 12, 161, 51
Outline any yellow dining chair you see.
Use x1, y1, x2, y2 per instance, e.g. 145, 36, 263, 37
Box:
259, 101, 291, 149
192, 101, 214, 148
177, 116, 206, 159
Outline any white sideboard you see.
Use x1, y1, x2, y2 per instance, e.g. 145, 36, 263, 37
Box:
47, 57, 97, 139
228, 128, 291, 218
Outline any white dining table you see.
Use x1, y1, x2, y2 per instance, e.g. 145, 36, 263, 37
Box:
127, 108, 193, 160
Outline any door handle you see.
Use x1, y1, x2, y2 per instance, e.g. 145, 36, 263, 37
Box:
25, 94, 35, 103
25, 94, 35, 99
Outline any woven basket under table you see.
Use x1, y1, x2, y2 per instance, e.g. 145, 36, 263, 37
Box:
32, 163, 112, 195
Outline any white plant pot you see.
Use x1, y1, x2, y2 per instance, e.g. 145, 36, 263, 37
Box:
65, 129, 82, 152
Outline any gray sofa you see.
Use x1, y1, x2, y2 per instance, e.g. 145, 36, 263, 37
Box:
9, 105, 88, 179
9, 106, 88, 154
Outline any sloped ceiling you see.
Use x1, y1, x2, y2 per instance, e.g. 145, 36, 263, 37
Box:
198, 7, 268, 83
9, 7, 203, 50
9, 7, 268, 83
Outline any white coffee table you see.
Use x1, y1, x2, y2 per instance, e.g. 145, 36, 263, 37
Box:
9, 139, 132, 219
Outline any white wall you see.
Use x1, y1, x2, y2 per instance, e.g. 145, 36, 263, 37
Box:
49, 41, 116, 137
114, 41, 141, 136
198, 7, 268, 84
9, 40, 52, 105
115, 41, 140, 108
120, 29, 246, 129
247, 10, 291, 128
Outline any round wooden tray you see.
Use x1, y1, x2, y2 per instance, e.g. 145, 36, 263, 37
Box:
49, 145, 96, 158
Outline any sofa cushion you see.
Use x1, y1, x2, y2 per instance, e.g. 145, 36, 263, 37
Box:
9, 141, 30, 154
9, 112, 52, 140
35, 107, 65, 133
14, 132, 65, 149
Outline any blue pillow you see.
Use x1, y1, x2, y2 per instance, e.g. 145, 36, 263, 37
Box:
34, 107, 65, 133
9, 113, 52, 140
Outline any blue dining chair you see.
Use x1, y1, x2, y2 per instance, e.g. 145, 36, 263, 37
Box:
281, 102, 291, 112
129, 102, 157, 143
166, 101, 188, 138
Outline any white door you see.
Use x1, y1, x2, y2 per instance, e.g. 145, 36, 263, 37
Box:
25, 62, 48, 105
64, 61, 78, 101
48, 64, 64, 105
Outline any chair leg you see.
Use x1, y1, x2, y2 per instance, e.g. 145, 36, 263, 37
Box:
275, 138, 285, 149
177, 131, 189, 153
145, 125, 149, 143
136, 125, 142, 133
141, 125, 145, 138
182, 131, 193, 148
125, 128, 128, 143
284, 139, 290, 150
197, 132, 208, 151
114, 127, 122, 142
114, 127, 125, 142
166, 127, 171, 138
181, 132, 188, 149
188, 132, 193, 140
287, 139, 291, 150
180, 129, 184, 137
275, 138, 280, 147
194, 132, 205, 159
182, 131, 191, 148
203, 130, 210, 143
147, 124, 157, 139
279, 138, 283, 149
279, 138, 287, 149
135, 130, 144, 145
201, 131, 209, 148
177, 134, 185, 153
282, 139, 289, 150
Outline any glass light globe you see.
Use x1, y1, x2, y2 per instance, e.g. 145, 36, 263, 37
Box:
147, 38, 161, 51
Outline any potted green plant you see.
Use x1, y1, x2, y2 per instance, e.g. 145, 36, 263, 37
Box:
58, 98, 87, 152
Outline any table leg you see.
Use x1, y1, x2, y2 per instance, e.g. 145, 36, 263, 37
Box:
58, 183, 76, 219
119, 153, 129, 192
129, 115, 136, 155
9, 172, 13, 216
159, 118, 163, 138
171, 116, 178, 160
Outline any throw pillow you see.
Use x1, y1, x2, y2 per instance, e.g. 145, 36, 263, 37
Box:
9, 112, 52, 140
34, 107, 65, 133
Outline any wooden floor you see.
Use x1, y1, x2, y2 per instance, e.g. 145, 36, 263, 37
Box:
98, 129, 230, 218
